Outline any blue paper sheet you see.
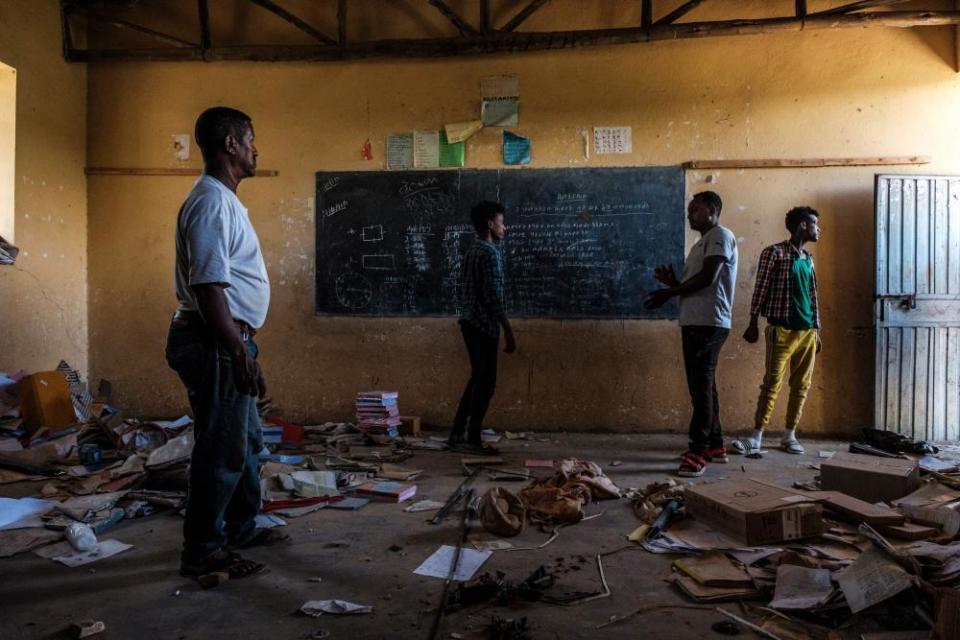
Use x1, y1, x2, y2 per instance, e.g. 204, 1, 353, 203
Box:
503, 131, 531, 165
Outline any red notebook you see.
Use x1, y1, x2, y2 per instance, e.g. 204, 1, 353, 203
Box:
353, 481, 417, 503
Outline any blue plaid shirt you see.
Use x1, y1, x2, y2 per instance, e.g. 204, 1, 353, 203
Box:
459, 239, 506, 337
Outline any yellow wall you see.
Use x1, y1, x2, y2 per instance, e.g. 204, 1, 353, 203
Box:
0, 2, 88, 375
0, 62, 14, 243
85, 12, 960, 435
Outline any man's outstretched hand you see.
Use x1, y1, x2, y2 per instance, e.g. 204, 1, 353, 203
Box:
644, 289, 673, 310
653, 264, 680, 287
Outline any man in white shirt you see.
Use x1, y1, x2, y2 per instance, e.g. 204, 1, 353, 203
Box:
166, 107, 279, 580
646, 191, 738, 477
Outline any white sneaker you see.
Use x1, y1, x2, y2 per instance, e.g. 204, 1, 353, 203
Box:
781, 438, 805, 455
731, 437, 760, 454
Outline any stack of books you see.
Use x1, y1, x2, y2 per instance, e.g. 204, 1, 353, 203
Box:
355, 390, 401, 437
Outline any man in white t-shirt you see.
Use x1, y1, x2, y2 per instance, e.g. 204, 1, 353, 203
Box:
165, 107, 280, 581
646, 191, 738, 477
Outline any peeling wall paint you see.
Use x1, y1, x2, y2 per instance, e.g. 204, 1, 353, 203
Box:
85, 19, 960, 435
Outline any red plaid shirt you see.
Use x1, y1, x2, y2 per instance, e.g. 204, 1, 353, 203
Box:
749, 241, 820, 329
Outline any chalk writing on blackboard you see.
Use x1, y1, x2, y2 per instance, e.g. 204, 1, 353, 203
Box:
316, 167, 684, 318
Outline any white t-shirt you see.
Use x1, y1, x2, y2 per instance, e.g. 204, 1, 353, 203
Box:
175, 175, 271, 329
678, 225, 738, 329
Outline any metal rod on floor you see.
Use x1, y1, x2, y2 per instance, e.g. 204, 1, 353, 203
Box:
428, 488, 474, 640
430, 466, 479, 525
715, 608, 784, 640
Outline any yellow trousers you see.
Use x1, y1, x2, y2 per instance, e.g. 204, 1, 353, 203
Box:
754, 326, 817, 431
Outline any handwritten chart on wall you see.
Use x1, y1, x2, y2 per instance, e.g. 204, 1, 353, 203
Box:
315, 167, 684, 318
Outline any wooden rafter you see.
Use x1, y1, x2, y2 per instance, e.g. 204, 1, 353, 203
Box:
815, 0, 914, 16
796, 0, 807, 19
197, 0, 210, 52
501, 0, 550, 32
61, 4, 960, 63
428, 0, 480, 36
77, 9, 198, 48
338, 0, 347, 45
654, 0, 705, 26
956, 0, 960, 74
248, 0, 336, 45
60, 2, 74, 59
480, 0, 491, 34
642, 0, 653, 28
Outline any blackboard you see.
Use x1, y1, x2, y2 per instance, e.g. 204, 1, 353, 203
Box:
315, 166, 684, 318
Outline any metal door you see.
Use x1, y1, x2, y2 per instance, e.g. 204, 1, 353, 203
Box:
875, 175, 960, 441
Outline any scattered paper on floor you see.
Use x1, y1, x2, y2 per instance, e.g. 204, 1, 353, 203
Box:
472, 539, 514, 551
0, 497, 56, 530
300, 600, 373, 616
405, 499, 445, 513
768, 565, 834, 610
255, 514, 286, 528
52, 539, 133, 567
838, 546, 914, 613
414, 545, 492, 582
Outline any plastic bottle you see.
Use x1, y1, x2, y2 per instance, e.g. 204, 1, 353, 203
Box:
65, 523, 99, 552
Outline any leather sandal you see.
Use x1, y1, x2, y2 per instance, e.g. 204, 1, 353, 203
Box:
180, 550, 266, 580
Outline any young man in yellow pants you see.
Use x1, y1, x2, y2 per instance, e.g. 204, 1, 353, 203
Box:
735, 206, 822, 456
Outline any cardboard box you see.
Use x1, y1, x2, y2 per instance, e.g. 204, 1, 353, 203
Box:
806, 491, 904, 526
16, 371, 76, 434
399, 415, 421, 436
893, 482, 960, 537
685, 479, 823, 545
820, 452, 920, 503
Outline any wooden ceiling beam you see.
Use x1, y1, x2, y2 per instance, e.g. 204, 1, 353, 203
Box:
428, 0, 480, 36
197, 0, 211, 52
653, 0, 705, 26
501, 0, 550, 32
65, 11, 960, 62
338, 0, 347, 45
480, 0, 491, 34
248, 0, 336, 45
75, 9, 198, 48
642, 0, 653, 28
60, 2, 75, 59
814, 0, 914, 16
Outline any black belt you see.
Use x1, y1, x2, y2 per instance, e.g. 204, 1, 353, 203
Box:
173, 309, 256, 339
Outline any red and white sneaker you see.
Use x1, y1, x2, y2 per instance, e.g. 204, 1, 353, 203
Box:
705, 447, 728, 463
678, 451, 708, 477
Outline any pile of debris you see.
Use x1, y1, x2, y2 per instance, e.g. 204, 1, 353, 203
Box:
623, 443, 960, 639
0, 366, 434, 566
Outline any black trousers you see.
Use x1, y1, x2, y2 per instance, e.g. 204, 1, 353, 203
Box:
165, 317, 263, 564
681, 325, 730, 454
452, 320, 499, 444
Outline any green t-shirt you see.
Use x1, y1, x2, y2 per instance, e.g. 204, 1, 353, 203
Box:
789, 254, 816, 330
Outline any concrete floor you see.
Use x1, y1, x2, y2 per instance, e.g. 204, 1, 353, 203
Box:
0, 432, 849, 640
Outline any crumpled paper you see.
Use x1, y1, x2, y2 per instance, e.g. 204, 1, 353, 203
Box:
300, 600, 372, 616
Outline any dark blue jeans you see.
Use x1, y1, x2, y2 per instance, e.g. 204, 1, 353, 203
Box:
165, 317, 263, 564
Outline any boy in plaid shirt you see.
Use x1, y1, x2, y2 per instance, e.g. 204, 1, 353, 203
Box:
449, 201, 516, 454
735, 206, 822, 455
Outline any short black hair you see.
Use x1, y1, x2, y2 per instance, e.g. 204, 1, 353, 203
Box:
470, 201, 504, 234
194, 107, 252, 161
692, 190, 722, 216
785, 206, 819, 233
